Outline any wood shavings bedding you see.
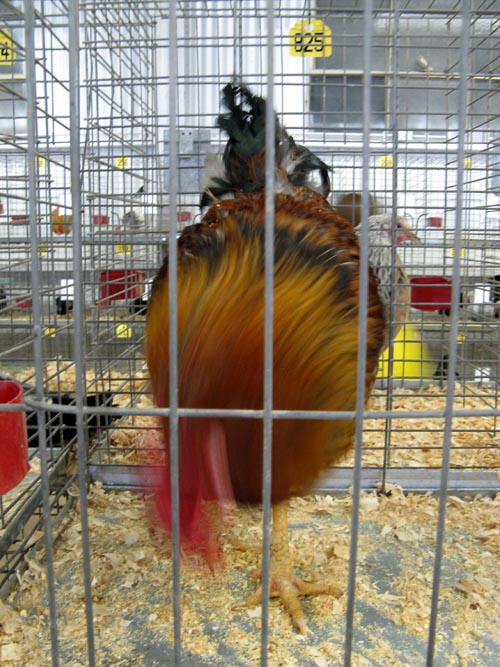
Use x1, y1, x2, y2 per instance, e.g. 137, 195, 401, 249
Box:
2, 485, 499, 666
14, 362, 149, 396
359, 385, 500, 469
105, 383, 500, 471
9, 362, 498, 471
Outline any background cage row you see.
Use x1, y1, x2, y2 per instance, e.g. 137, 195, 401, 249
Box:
0, 1, 499, 666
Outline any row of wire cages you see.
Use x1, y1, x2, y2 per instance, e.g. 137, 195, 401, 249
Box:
0, 0, 499, 666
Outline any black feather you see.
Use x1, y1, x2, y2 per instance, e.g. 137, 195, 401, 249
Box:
201, 82, 332, 208
217, 84, 271, 158
284, 135, 331, 199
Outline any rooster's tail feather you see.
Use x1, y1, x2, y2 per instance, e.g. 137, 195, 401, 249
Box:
152, 418, 233, 568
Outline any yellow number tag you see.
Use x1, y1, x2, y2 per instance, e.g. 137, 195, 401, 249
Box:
38, 242, 48, 256
44, 327, 56, 338
463, 157, 472, 169
289, 19, 332, 58
457, 332, 465, 343
115, 156, 129, 169
37, 156, 46, 170
0, 30, 15, 66
116, 324, 132, 339
449, 247, 465, 258
379, 155, 393, 168
116, 244, 131, 255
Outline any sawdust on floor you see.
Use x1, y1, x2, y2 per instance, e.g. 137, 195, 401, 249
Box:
1, 485, 499, 667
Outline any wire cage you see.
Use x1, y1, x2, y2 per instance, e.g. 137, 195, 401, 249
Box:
0, 1, 499, 666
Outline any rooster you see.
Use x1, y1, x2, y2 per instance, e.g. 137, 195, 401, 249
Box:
146, 83, 386, 633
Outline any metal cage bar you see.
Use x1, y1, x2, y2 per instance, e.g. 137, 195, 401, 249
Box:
0, 2, 499, 666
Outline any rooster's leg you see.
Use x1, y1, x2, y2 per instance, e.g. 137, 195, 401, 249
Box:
244, 500, 342, 634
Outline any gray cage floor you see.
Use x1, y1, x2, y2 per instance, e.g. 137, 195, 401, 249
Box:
5, 484, 500, 667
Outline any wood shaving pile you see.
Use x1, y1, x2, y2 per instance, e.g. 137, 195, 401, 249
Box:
11, 363, 499, 473
1, 484, 499, 666
105, 382, 500, 472
107, 393, 166, 466
359, 385, 500, 469
3, 370, 498, 664
14, 362, 149, 396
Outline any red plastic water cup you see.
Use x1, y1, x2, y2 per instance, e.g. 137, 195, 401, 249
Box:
0, 381, 29, 495
427, 217, 443, 227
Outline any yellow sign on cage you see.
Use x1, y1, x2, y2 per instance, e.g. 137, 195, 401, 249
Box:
115, 156, 129, 169
289, 20, 332, 58
116, 244, 131, 256
0, 30, 15, 66
116, 324, 132, 339
37, 156, 46, 170
449, 247, 465, 258
43, 327, 56, 338
379, 154, 393, 168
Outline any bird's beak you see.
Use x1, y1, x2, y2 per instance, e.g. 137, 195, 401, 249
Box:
396, 228, 421, 245
396, 217, 421, 245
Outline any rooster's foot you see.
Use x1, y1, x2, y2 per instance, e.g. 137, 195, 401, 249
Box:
243, 572, 342, 634
233, 501, 342, 634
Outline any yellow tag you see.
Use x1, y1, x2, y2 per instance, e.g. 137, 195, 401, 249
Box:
457, 332, 465, 343
38, 242, 48, 256
116, 324, 132, 339
449, 247, 465, 258
44, 327, 56, 338
289, 19, 332, 58
115, 156, 129, 169
116, 244, 131, 255
379, 155, 393, 168
0, 30, 15, 66
37, 156, 46, 170
463, 157, 472, 169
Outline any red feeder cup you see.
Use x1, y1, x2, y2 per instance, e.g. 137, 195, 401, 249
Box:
0, 381, 29, 495
410, 276, 453, 311
427, 217, 443, 228
98, 270, 146, 306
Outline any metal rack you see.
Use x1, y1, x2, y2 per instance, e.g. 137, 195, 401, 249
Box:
0, 0, 79, 607
0, 2, 499, 666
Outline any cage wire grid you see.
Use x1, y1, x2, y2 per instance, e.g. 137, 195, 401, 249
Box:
0, 1, 500, 666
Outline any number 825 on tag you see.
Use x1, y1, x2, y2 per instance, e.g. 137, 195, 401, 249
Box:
289, 20, 332, 58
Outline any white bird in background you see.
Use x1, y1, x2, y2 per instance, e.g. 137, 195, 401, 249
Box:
357, 214, 420, 348
123, 185, 145, 230
416, 55, 433, 73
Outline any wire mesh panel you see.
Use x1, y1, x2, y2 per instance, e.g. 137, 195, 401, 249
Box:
0, 1, 500, 667
79, 3, 162, 478
80, 0, 500, 495
0, 0, 81, 608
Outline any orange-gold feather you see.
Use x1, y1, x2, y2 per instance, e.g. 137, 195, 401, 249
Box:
146, 189, 385, 555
